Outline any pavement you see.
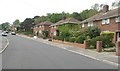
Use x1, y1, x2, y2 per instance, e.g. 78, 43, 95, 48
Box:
18, 35, 120, 67
2, 34, 118, 69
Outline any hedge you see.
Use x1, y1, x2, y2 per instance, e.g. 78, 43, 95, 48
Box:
88, 35, 115, 49
76, 36, 85, 44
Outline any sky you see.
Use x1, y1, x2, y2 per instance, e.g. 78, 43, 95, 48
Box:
0, 0, 116, 24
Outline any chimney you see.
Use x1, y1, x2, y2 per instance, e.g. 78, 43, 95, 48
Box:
102, 5, 109, 13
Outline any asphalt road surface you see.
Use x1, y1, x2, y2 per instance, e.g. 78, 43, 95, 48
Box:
2, 34, 118, 69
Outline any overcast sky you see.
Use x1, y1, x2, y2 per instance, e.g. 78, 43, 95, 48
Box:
0, 0, 116, 24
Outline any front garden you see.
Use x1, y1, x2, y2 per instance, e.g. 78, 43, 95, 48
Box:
52, 24, 115, 51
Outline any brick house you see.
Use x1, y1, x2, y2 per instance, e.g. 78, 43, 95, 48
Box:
50, 18, 80, 37
33, 21, 52, 37
81, 5, 120, 43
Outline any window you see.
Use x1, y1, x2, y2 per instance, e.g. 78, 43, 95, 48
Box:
102, 19, 110, 24
82, 24, 84, 27
116, 16, 120, 22
88, 21, 93, 27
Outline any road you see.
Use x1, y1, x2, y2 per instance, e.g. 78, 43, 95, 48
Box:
2, 34, 118, 69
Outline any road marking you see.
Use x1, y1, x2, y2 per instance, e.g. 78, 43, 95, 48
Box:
0, 37, 9, 54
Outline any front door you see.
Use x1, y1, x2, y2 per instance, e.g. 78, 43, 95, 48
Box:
117, 32, 120, 41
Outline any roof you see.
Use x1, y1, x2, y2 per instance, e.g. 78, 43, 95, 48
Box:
36, 21, 53, 26
51, 18, 80, 26
81, 7, 120, 23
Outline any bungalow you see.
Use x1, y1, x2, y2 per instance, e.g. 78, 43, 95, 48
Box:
81, 5, 120, 43
33, 21, 52, 37
50, 18, 80, 37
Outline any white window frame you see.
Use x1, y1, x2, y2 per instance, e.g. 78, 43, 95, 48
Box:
116, 16, 120, 23
88, 21, 93, 27
102, 18, 110, 24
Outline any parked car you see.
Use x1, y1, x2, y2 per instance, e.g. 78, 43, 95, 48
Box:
11, 32, 16, 35
1, 32, 7, 36
5, 31, 9, 33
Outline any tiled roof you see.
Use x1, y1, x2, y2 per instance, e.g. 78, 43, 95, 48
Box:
36, 21, 53, 26
51, 18, 80, 26
81, 7, 120, 23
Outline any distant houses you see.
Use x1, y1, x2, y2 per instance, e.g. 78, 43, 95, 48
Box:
33, 21, 52, 37
33, 5, 120, 43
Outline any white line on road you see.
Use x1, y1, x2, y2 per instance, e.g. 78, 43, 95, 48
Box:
0, 37, 9, 54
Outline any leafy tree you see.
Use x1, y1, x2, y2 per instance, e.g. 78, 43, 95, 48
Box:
71, 12, 82, 21
1, 22, 10, 31
91, 3, 99, 11
13, 19, 20, 27
112, 0, 120, 9
20, 18, 33, 32
0, 24, 2, 30
80, 9, 98, 20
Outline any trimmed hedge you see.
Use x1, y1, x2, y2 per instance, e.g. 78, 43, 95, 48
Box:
88, 35, 115, 49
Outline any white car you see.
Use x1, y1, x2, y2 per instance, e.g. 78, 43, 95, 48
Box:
1, 32, 7, 36
11, 32, 16, 35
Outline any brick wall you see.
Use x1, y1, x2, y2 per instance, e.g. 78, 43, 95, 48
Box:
94, 17, 119, 32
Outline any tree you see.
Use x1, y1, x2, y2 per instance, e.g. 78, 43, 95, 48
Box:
13, 19, 20, 27
112, 0, 120, 9
0, 24, 2, 30
80, 9, 98, 20
20, 18, 33, 32
71, 12, 82, 21
1, 22, 10, 31
91, 3, 100, 11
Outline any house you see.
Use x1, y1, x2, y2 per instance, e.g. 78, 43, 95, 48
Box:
33, 21, 53, 37
50, 18, 80, 37
81, 5, 120, 43
10, 25, 17, 32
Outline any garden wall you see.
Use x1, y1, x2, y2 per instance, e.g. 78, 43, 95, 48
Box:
52, 40, 87, 49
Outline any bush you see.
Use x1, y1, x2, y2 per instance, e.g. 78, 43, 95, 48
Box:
100, 32, 114, 39
88, 35, 115, 48
65, 37, 70, 42
76, 36, 85, 44
69, 37, 76, 42
57, 32, 71, 41
83, 26, 101, 39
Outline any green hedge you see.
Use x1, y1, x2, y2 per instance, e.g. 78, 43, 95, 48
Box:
100, 32, 114, 38
69, 37, 76, 42
88, 35, 115, 49
76, 36, 85, 44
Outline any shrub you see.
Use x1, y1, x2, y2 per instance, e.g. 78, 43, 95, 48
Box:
100, 32, 114, 39
88, 35, 115, 48
83, 26, 101, 39
58, 32, 71, 41
65, 37, 70, 42
76, 36, 85, 44
69, 37, 76, 42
